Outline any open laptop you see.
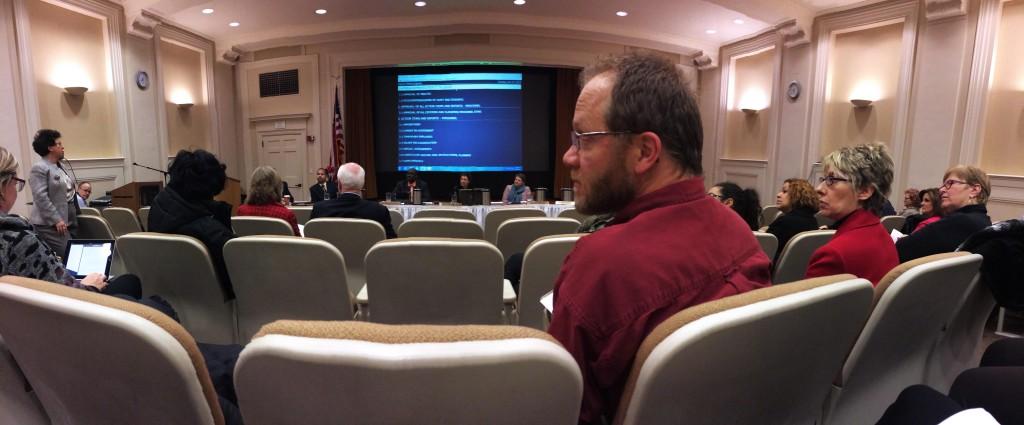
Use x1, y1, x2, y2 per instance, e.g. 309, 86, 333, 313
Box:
62, 239, 115, 279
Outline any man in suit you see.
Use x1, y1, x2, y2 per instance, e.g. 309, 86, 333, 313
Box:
309, 168, 338, 203
76, 181, 91, 208
311, 163, 396, 238
392, 168, 431, 203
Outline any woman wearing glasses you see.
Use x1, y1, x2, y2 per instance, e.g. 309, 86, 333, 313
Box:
805, 144, 898, 285
895, 166, 991, 263
28, 129, 77, 254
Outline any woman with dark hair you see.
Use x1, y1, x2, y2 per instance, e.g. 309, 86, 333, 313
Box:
896, 165, 992, 263
901, 188, 942, 234
502, 173, 532, 204
238, 166, 300, 236
147, 149, 237, 300
766, 178, 819, 261
708, 182, 761, 231
28, 129, 77, 253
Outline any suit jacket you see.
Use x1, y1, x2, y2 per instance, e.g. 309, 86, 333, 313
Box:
310, 193, 397, 238
805, 208, 898, 286
896, 204, 990, 263
29, 160, 71, 226
392, 179, 431, 202
309, 181, 338, 203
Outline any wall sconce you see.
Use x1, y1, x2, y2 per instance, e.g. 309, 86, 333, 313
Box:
63, 86, 88, 96
737, 88, 769, 115
849, 81, 881, 108
850, 99, 873, 108
176, 102, 194, 109
741, 108, 760, 115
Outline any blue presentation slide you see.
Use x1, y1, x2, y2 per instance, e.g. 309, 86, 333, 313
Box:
397, 73, 522, 172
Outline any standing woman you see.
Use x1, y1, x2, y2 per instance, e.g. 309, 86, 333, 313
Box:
28, 129, 77, 254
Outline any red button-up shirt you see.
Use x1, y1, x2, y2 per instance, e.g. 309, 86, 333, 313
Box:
548, 178, 771, 424
236, 203, 301, 236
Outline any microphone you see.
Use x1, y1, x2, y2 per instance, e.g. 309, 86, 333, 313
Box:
132, 162, 168, 175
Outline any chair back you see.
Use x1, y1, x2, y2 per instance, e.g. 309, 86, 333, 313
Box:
101, 207, 143, 237
117, 233, 237, 344
753, 231, 779, 260
880, 215, 906, 234
614, 275, 873, 425
388, 209, 404, 229
225, 236, 352, 342
557, 208, 589, 223
414, 208, 476, 221
825, 253, 983, 425
231, 216, 293, 237
0, 335, 48, 424
365, 238, 504, 324
78, 207, 100, 216
0, 276, 224, 425
138, 206, 150, 231
75, 215, 116, 239
484, 208, 546, 243
495, 217, 580, 261
287, 206, 313, 225
517, 234, 581, 330
236, 321, 582, 425
761, 205, 782, 227
773, 230, 835, 284
398, 218, 483, 239
304, 218, 386, 296
925, 274, 996, 392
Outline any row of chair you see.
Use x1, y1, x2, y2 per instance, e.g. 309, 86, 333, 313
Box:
759, 204, 906, 233
0, 252, 988, 424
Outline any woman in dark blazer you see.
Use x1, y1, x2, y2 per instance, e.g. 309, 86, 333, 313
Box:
766, 178, 819, 263
805, 144, 899, 286
895, 166, 991, 263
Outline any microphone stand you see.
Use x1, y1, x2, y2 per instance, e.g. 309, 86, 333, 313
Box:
132, 162, 169, 185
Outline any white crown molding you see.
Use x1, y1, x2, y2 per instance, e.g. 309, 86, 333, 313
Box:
775, 18, 810, 47
693, 53, 716, 70
925, 0, 970, 21
958, 0, 1005, 166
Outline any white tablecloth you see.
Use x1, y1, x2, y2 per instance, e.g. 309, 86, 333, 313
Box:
386, 203, 576, 226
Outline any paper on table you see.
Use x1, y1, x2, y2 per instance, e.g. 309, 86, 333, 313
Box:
539, 290, 554, 313
890, 229, 905, 243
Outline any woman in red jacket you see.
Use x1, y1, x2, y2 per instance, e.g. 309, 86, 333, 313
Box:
805, 144, 899, 285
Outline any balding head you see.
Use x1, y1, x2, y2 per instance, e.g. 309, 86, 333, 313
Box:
337, 162, 366, 192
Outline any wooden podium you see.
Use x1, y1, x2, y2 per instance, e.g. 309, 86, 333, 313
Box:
111, 181, 163, 213
214, 177, 242, 215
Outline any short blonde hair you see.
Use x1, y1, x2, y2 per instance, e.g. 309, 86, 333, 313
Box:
944, 165, 991, 204
0, 147, 19, 198
822, 143, 894, 215
246, 165, 283, 205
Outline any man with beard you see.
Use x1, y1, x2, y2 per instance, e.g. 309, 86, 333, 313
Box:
548, 52, 771, 424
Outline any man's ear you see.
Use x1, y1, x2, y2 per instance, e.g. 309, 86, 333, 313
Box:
632, 131, 662, 175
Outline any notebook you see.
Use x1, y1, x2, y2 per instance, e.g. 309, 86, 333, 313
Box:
62, 239, 115, 279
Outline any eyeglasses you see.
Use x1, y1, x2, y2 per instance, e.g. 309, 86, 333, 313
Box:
818, 175, 851, 187
8, 177, 24, 192
941, 179, 970, 190
570, 130, 634, 150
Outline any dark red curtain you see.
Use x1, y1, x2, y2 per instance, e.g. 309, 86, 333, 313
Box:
553, 68, 581, 198
343, 68, 377, 198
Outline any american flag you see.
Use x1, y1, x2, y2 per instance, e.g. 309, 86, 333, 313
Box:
327, 86, 345, 181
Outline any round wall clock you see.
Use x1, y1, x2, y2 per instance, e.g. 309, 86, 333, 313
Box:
136, 71, 150, 90
787, 80, 801, 100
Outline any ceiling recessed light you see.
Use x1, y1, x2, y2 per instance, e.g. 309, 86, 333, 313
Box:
733, 18, 745, 24
315, 8, 327, 14
201, 8, 214, 14
229, 22, 240, 27
513, 0, 525, 5
705, 29, 717, 34
414, 1, 426, 6
616, 11, 628, 17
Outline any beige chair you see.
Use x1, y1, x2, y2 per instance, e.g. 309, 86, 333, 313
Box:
517, 234, 581, 330
484, 208, 547, 243
75, 215, 116, 239
772, 230, 835, 284
117, 233, 237, 344
823, 253, 983, 425
0, 276, 226, 425
397, 218, 484, 239
236, 321, 582, 425
557, 208, 589, 223
100, 207, 143, 237
0, 335, 48, 425
761, 205, 782, 227
880, 215, 906, 233
388, 209, 404, 229
224, 236, 353, 342
613, 275, 874, 425
231, 216, 294, 237
414, 208, 476, 221
78, 206, 101, 216
138, 206, 150, 231
287, 206, 313, 225
495, 217, 581, 261
815, 212, 835, 228
304, 218, 386, 296
925, 274, 996, 392
753, 231, 779, 260
362, 238, 505, 324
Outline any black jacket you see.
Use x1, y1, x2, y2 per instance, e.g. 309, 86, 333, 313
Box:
310, 193, 397, 238
147, 186, 237, 300
392, 179, 431, 203
896, 204, 991, 263
959, 219, 1024, 310
309, 181, 338, 203
766, 206, 819, 263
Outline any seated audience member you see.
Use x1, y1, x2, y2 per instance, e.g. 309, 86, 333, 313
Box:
504, 212, 614, 294
767, 178, 819, 261
708, 181, 762, 231
392, 168, 431, 203
76, 181, 91, 208
805, 144, 898, 285
548, 52, 770, 424
895, 166, 991, 263
281, 181, 293, 205
309, 167, 338, 203
148, 149, 237, 300
901, 187, 942, 234
881, 198, 898, 217
502, 173, 532, 204
311, 162, 397, 238
900, 188, 921, 217
237, 166, 300, 236
452, 172, 471, 202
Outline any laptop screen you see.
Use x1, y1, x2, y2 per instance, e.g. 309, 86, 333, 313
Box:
63, 240, 114, 278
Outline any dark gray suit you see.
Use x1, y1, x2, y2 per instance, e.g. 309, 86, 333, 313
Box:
310, 193, 396, 238
28, 160, 76, 253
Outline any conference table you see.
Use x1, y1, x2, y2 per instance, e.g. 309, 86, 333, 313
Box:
384, 202, 577, 226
